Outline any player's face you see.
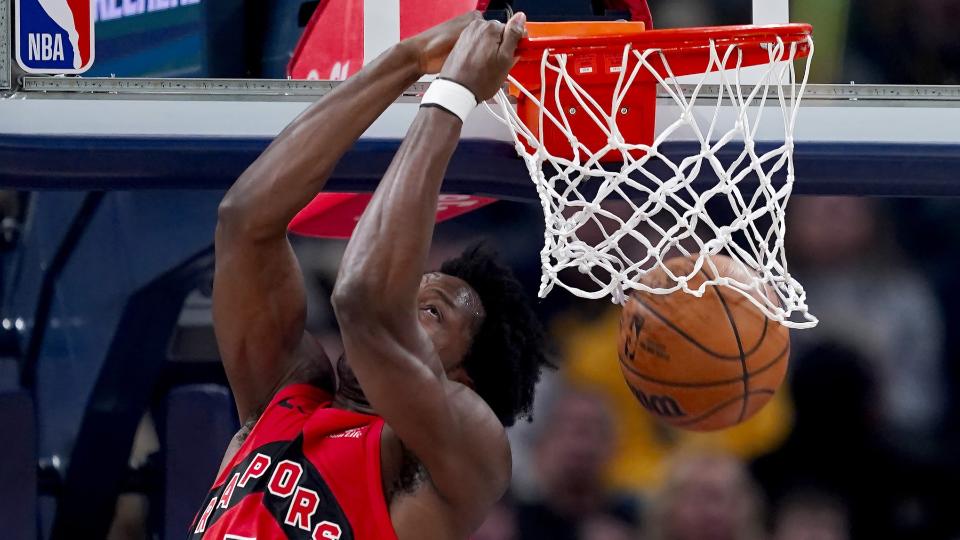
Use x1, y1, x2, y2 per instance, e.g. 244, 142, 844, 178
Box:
418, 272, 485, 384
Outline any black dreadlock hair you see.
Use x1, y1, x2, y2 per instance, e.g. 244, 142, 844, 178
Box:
440, 242, 553, 427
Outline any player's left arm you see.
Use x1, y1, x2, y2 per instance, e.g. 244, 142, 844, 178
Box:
331, 14, 526, 530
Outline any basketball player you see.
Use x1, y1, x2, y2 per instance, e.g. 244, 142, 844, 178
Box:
191, 11, 551, 540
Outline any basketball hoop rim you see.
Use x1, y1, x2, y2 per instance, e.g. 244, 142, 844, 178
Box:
516, 23, 813, 57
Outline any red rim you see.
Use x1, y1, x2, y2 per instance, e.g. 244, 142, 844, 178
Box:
517, 23, 813, 57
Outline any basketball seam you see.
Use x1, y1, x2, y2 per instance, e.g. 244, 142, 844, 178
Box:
746, 316, 770, 356
711, 278, 750, 424
696, 266, 771, 355
618, 340, 788, 388
671, 389, 776, 427
633, 295, 747, 360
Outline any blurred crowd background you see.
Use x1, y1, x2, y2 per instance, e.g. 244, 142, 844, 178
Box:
2, 0, 960, 538
427, 195, 960, 540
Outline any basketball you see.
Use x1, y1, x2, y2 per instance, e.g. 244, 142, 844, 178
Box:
618, 254, 790, 431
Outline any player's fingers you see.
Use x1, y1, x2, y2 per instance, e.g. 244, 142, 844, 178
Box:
456, 10, 482, 33
500, 12, 526, 58
483, 19, 504, 38
461, 18, 487, 45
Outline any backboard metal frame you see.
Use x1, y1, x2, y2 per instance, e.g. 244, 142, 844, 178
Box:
1, 0, 10, 90
6, 76, 959, 141
2, 1, 959, 196
20, 76, 960, 101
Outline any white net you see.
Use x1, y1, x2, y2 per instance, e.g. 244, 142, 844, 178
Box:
489, 31, 818, 329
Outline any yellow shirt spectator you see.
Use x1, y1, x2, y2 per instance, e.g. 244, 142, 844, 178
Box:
555, 306, 794, 492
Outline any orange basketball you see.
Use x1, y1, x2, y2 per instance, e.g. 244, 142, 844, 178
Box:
618, 254, 790, 431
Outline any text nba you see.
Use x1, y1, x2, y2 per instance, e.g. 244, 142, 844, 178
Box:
26, 33, 66, 62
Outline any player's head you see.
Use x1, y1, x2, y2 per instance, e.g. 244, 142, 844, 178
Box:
420, 242, 552, 427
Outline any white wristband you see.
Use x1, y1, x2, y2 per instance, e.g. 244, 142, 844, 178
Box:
420, 78, 478, 124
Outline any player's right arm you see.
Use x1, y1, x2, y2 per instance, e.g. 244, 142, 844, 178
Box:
214, 13, 482, 423
332, 15, 525, 532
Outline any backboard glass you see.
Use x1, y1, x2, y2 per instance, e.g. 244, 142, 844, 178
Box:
3, 0, 956, 83
1, 0, 959, 198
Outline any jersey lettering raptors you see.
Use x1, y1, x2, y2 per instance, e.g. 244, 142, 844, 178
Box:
189, 384, 398, 540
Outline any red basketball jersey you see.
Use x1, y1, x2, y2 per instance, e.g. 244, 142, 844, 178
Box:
188, 384, 397, 540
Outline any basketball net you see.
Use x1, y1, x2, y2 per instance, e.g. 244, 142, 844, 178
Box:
490, 34, 818, 328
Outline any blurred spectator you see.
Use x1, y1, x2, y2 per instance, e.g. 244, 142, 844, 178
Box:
516, 385, 640, 540
582, 514, 637, 540
751, 340, 934, 540
106, 414, 159, 540
787, 197, 946, 456
892, 198, 960, 467
536, 201, 792, 493
474, 495, 520, 540
554, 302, 792, 492
644, 452, 764, 540
772, 490, 850, 540
647, 0, 750, 28
642, 0, 960, 84
791, 0, 851, 82
846, 0, 960, 84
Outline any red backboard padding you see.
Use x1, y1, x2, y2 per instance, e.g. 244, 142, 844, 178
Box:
289, 0, 483, 81
287, 1, 498, 238
289, 193, 497, 238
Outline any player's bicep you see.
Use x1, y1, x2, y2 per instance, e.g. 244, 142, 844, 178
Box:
212, 228, 307, 421
337, 322, 448, 432
338, 324, 509, 508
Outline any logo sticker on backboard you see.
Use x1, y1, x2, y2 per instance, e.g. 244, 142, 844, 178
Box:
15, 0, 94, 74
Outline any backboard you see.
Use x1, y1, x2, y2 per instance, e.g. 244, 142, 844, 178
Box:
0, 0, 958, 198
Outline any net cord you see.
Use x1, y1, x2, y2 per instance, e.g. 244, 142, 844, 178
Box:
487, 33, 818, 328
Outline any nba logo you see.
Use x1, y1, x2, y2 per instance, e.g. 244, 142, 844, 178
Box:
15, 0, 94, 74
